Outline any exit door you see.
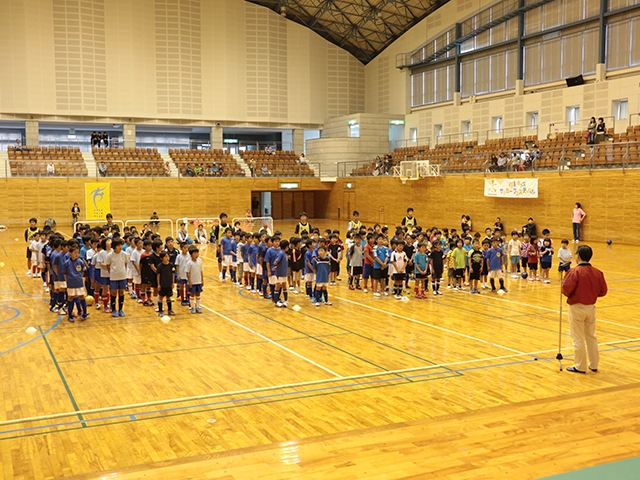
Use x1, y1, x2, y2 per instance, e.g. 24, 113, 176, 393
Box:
343, 192, 355, 220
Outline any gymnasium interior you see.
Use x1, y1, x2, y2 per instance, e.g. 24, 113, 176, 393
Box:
1, 0, 640, 478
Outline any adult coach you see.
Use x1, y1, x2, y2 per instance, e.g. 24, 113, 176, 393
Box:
561, 245, 608, 374
572, 202, 586, 243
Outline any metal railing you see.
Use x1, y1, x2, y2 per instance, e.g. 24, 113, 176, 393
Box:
435, 131, 480, 146
548, 116, 615, 135
484, 125, 539, 140
629, 113, 640, 127
392, 137, 431, 150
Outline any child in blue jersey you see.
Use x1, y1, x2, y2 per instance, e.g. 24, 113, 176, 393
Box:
413, 242, 429, 298
248, 234, 259, 292
314, 246, 332, 306
486, 237, 507, 293
304, 238, 317, 300
219, 229, 235, 283
233, 231, 242, 286
64, 246, 89, 322
272, 239, 290, 307
462, 236, 473, 286
372, 235, 389, 297
240, 234, 250, 288
258, 235, 271, 298
264, 236, 281, 301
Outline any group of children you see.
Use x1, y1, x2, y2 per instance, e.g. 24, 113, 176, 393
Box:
24, 218, 206, 322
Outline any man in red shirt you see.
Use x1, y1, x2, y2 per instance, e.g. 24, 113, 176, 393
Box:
561, 245, 608, 374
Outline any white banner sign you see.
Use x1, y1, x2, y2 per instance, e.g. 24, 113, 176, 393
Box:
484, 178, 538, 198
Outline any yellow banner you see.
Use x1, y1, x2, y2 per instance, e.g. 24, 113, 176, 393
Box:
84, 183, 111, 220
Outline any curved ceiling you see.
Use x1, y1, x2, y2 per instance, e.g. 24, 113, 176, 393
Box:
246, 0, 451, 64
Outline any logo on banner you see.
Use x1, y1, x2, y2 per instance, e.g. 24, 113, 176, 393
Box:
85, 183, 111, 219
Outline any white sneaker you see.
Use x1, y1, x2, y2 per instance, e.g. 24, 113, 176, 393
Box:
382, 292, 389, 296
463, 282, 469, 286
44, 287, 50, 293
543, 279, 551, 284
363, 288, 368, 293
288, 286, 294, 290
275, 301, 283, 308
293, 289, 299, 294
373, 292, 381, 297
26, 271, 31, 277
447, 285, 452, 289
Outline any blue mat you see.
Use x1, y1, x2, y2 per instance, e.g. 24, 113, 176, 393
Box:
540, 456, 640, 479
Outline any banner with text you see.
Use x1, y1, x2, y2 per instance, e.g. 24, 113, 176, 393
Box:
484, 178, 538, 198
84, 183, 111, 220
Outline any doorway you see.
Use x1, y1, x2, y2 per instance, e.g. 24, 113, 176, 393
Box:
342, 191, 355, 220
268, 191, 316, 219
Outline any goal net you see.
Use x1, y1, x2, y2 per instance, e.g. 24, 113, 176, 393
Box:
392, 160, 440, 179
125, 218, 175, 238
231, 216, 274, 235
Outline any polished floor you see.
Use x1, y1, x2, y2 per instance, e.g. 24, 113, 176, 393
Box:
0, 222, 639, 480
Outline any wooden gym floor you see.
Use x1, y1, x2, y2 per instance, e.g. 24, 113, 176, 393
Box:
1, 221, 640, 480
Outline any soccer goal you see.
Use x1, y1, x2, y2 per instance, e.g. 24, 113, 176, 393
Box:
74, 219, 125, 234
125, 218, 175, 238
231, 216, 274, 235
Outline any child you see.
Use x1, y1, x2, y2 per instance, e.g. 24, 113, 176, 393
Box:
508, 231, 522, 278
314, 246, 331, 306
175, 241, 191, 306
468, 239, 483, 294
105, 238, 130, 317
241, 234, 251, 288
390, 240, 408, 299
148, 240, 163, 310
527, 236, 540, 281
51, 239, 69, 314
290, 238, 303, 294
428, 241, 445, 295
540, 238, 554, 283
403, 235, 416, 291
362, 234, 375, 293
186, 246, 204, 314
328, 234, 341, 285
558, 239, 572, 275
24, 217, 39, 277
347, 210, 362, 232
348, 233, 364, 290
413, 242, 428, 298
129, 238, 143, 302
462, 236, 473, 286
248, 234, 260, 292
265, 236, 280, 300
520, 233, 530, 277
480, 239, 490, 289
446, 242, 456, 289
64, 246, 89, 322
372, 235, 389, 297
220, 229, 235, 283
295, 212, 312, 236
304, 238, 316, 300
96, 238, 112, 312
451, 239, 466, 291
272, 239, 290, 307
233, 231, 243, 286
156, 252, 176, 316
486, 237, 507, 293
29, 231, 41, 278
138, 240, 154, 305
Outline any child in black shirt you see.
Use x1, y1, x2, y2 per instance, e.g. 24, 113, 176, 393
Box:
156, 252, 175, 316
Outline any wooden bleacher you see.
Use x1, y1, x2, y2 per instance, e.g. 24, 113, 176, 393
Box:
169, 148, 243, 177
93, 147, 165, 176
8, 146, 88, 177
240, 150, 314, 177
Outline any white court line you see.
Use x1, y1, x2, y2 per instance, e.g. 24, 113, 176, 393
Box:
3, 335, 640, 428
476, 295, 640, 332
200, 304, 342, 378
335, 296, 525, 355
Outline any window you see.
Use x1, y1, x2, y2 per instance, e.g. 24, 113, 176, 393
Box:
613, 99, 629, 120
461, 120, 471, 136
492, 116, 503, 133
349, 124, 360, 138
410, 127, 418, 142
567, 106, 580, 126
527, 111, 539, 129
434, 124, 443, 139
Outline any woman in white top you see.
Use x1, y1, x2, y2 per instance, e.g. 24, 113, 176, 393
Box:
46, 162, 55, 176
572, 202, 586, 243
194, 224, 208, 244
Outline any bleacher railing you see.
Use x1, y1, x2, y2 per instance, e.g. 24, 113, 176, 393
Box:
392, 137, 431, 150
548, 116, 615, 135
435, 132, 479, 145
485, 126, 539, 140
629, 113, 640, 127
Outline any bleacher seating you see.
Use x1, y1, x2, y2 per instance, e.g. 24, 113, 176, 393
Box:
240, 150, 313, 177
93, 147, 166, 176
169, 148, 243, 177
8, 146, 88, 177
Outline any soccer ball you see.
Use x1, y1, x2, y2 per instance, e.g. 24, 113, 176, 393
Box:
497, 289, 506, 296
160, 315, 171, 323
85, 295, 94, 306
606, 239, 612, 245
521, 272, 528, 279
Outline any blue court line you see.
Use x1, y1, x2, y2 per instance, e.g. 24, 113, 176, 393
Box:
0, 306, 20, 325
0, 315, 60, 357
2, 340, 640, 439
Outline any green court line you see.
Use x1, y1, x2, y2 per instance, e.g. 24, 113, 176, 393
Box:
540, 456, 640, 479
1, 244, 8, 257
57, 332, 351, 364
0, 370, 460, 441
248, 309, 394, 374
37, 325, 86, 427
11, 268, 24, 294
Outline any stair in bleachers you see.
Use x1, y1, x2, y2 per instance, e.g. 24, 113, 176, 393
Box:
82, 151, 97, 177
233, 154, 251, 177
160, 153, 179, 177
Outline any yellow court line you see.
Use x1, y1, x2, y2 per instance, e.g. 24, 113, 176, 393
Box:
335, 296, 526, 355
200, 304, 342, 378
3, 336, 640, 428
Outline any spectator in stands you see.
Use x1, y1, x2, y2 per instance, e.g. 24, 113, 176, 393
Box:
265, 145, 274, 155
261, 163, 269, 176
248, 158, 256, 177
46, 162, 55, 176
595, 118, 606, 144
193, 164, 203, 176
98, 161, 108, 176
163, 162, 171, 176
184, 163, 195, 177
488, 154, 498, 172
497, 152, 507, 171
298, 153, 307, 165
587, 117, 596, 145
102, 132, 109, 148
219, 164, 225, 176
91, 132, 98, 148
14, 139, 23, 151
210, 162, 219, 176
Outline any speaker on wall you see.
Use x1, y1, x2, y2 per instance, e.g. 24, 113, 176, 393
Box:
565, 75, 585, 87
